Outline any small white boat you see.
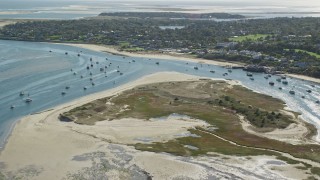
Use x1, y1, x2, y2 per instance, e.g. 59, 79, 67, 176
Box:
25, 98, 32, 103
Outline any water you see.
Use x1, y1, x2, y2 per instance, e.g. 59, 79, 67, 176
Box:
0, 0, 320, 20
0, 40, 319, 148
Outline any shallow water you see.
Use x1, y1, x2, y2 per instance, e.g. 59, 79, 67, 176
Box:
0, 40, 319, 148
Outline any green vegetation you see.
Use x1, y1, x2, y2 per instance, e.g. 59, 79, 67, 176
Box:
1, 16, 320, 77
229, 34, 268, 42
61, 80, 320, 167
0, 172, 5, 180
311, 167, 320, 177
285, 49, 320, 58
135, 129, 277, 157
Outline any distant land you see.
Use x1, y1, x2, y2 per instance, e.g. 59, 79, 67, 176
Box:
1, 13, 319, 79
99, 12, 245, 19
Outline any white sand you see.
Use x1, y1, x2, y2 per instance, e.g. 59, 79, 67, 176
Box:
70, 117, 209, 144
0, 72, 207, 179
61, 43, 320, 84
286, 73, 320, 84
0, 72, 315, 179
0, 20, 16, 28
61, 43, 244, 67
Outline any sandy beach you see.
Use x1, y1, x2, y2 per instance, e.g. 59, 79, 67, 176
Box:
0, 20, 16, 28
0, 72, 314, 179
286, 73, 320, 84
62, 43, 320, 84
62, 43, 245, 67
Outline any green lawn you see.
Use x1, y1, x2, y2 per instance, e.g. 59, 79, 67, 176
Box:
229, 34, 268, 42
285, 49, 320, 58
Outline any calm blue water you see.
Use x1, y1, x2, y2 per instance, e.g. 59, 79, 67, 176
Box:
0, 40, 319, 148
0, 0, 320, 19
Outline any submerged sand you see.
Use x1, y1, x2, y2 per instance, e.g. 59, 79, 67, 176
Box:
0, 72, 314, 179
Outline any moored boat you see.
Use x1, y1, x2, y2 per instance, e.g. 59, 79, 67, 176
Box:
25, 98, 32, 103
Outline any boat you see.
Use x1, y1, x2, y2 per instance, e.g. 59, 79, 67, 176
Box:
281, 76, 286, 79
65, 86, 70, 89
194, 67, 198, 70
250, 77, 254, 81
19, 91, 25, 96
276, 78, 281, 82
289, 90, 295, 95
25, 98, 32, 103
90, 78, 93, 81
73, 72, 77, 75
10, 105, 15, 109
90, 58, 93, 61
49, 50, 52, 53
301, 96, 305, 99
86, 66, 90, 70
228, 69, 232, 73
279, 87, 282, 90
156, 62, 159, 65
120, 72, 123, 75
132, 60, 135, 62
210, 70, 215, 73
106, 58, 108, 60
269, 82, 275, 86
100, 67, 104, 72
282, 81, 288, 85
83, 86, 87, 90
246, 72, 253, 77
92, 82, 95, 86
268, 74, 272, 78
61, 91, 66, 95
311, 85, 315, 88
264, 76, 268, 79
316, 100, 320, 104
81, 75, 84, 78
90, 72, 93, 76
306, 90, 312, 93
65, 52, 68, 55
77, 53, 80, 57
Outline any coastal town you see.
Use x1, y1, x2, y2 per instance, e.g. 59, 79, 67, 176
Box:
1, 13, 319, 78
0, 3, 320, 180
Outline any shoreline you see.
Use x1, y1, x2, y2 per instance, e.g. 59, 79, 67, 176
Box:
60, 42, 320, 84
60, 43, 245, 67
0, 71, 317, 179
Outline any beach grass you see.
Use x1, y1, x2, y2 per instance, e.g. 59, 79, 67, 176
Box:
62, 80, 320, 166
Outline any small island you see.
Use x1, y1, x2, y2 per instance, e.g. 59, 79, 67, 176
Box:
1, 72, 319, 179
